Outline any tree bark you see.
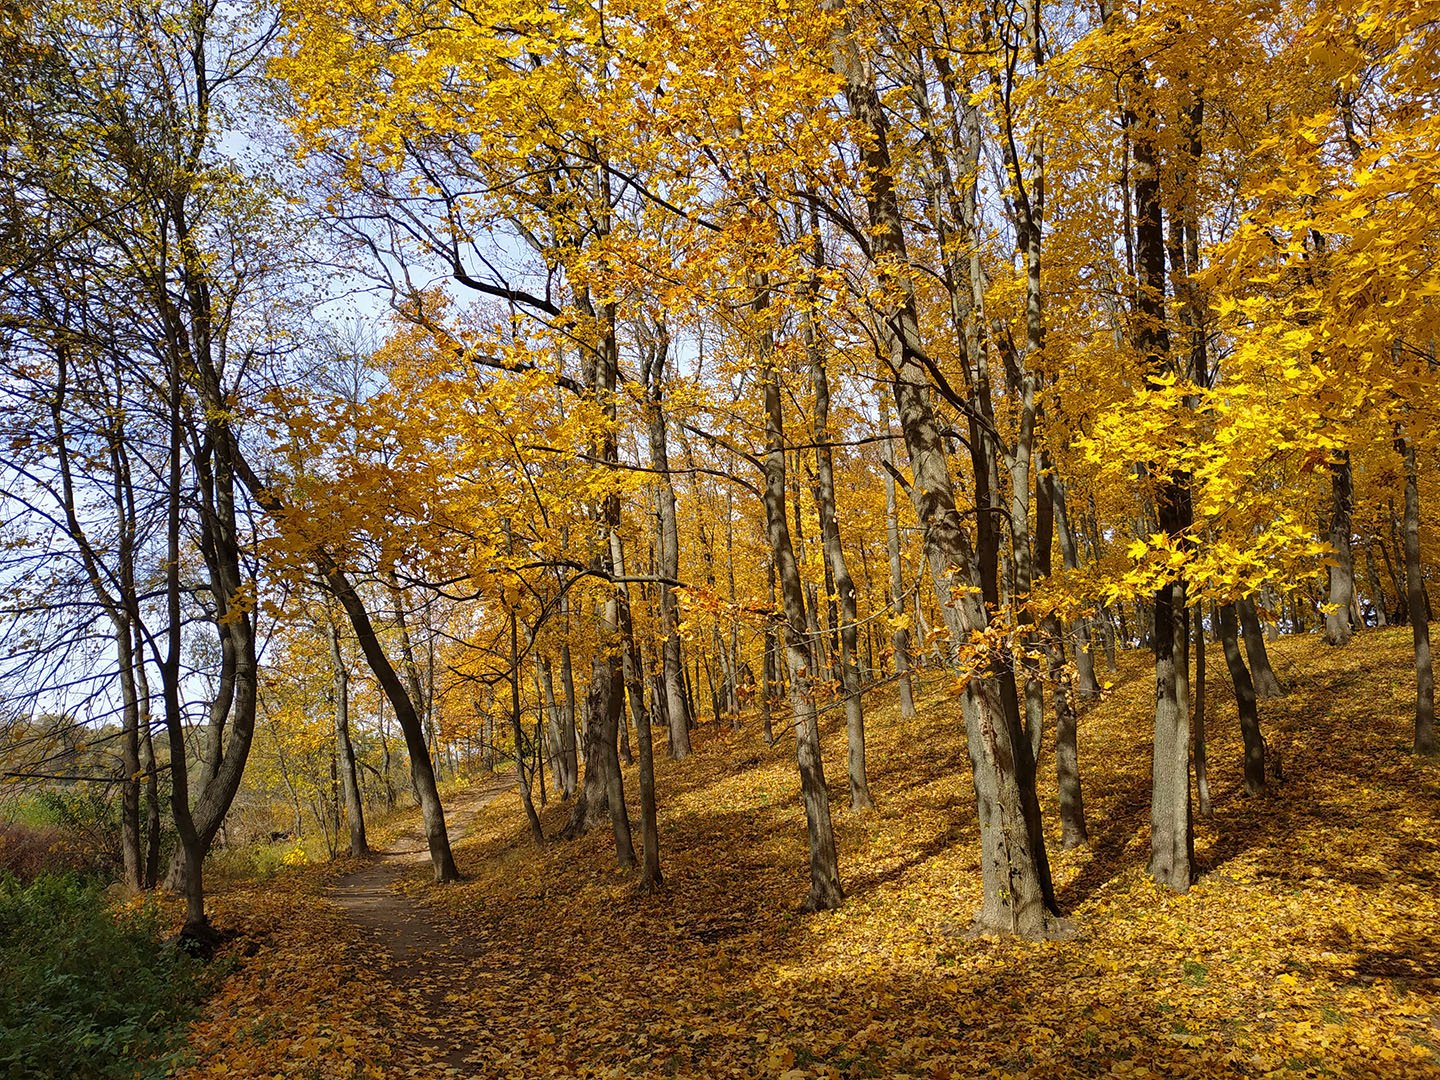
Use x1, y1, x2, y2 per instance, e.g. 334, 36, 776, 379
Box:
643, 330, 692, 760
1325, 453, 1356, 646
827, 15, 1058, 936
1218, 603, 1266, 793
880, 394, 916, 718
1194, 603, 1211, 819
803, 233, 872, 811
1237, 597, 1284, 697
610, 530, 662, 890
234, 442, 458, 882
1397, 433, 1435, 754
325, 619, 369, 858
757, 275, 843, 912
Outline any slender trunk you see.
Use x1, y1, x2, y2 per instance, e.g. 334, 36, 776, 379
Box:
1129, 54, 1194, 892
117, 618, 143, 890
803, 237, 872, 810
610, 530, 662, 889
880, 394, 916, 719
644, 340, 692, 758
1194, 603, 1211, 819
757, 275, 843, 912
1219, 603, 1267, 793
322, 566, 457, 880
1325, 454, 1356, 645
136, 639, 161, 889
1397, 433, 1435, 754
1053, 478, 1101, 699
540, 656, 575, 798
828, 14, 1057, 936
510, 606, 544, 845
761, 557, 778, 744
325, 620, 369, 858
1037, 460, 1086, 847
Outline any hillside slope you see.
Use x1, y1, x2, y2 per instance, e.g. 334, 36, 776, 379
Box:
177, 627, 1440, 1079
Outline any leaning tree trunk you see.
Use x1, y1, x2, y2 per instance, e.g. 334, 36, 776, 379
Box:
1218, 603, 1266, 794
1237, 597, 1284, 698
1397, 432, 1435, 755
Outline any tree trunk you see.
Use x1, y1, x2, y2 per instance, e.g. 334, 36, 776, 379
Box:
325, 620, 369, 858
1218, 603, 1266, 793
1129, 57, 1194, 892
1194, 603, 1211, 819
1237, 597, 1284, 698
117, 618, 144, 891
508, 597, 544, 846
1325, 453, 1356, 645
323, 567, 457, 880
1397, 433, 1435, 754
804, 243, 872, 811
757, 275, 843, 912
1037, 461, 1086, 848
827, 16, 1058, 936
880, 394, 916, 718
611, 530, 662, 890
1053, 476, 1101, 699
646, 352, 692, 759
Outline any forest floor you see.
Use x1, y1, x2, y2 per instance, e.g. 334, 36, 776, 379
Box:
173, 627, 1440, 1079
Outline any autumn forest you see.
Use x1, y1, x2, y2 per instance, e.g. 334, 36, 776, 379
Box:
1, 0, 1438, 1075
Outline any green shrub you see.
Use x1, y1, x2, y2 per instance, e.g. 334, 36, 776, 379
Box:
0, 873, 207, 1079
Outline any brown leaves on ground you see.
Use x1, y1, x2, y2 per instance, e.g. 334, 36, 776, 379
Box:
176, 627, 1440, 1078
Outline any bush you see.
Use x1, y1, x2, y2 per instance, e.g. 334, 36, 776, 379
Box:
0, 788, 123, 882
0, 822, 95, 881
0, 873, 208, 1079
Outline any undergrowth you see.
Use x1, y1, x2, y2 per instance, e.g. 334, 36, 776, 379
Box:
0, 873, 209, 1079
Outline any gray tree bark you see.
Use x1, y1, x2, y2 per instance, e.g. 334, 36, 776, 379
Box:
757, 275, 844, 912
325, 619, 369, 858
1397, 433, 1435, 755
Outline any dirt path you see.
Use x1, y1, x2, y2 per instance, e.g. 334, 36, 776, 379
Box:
328, 776, 514, 1073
